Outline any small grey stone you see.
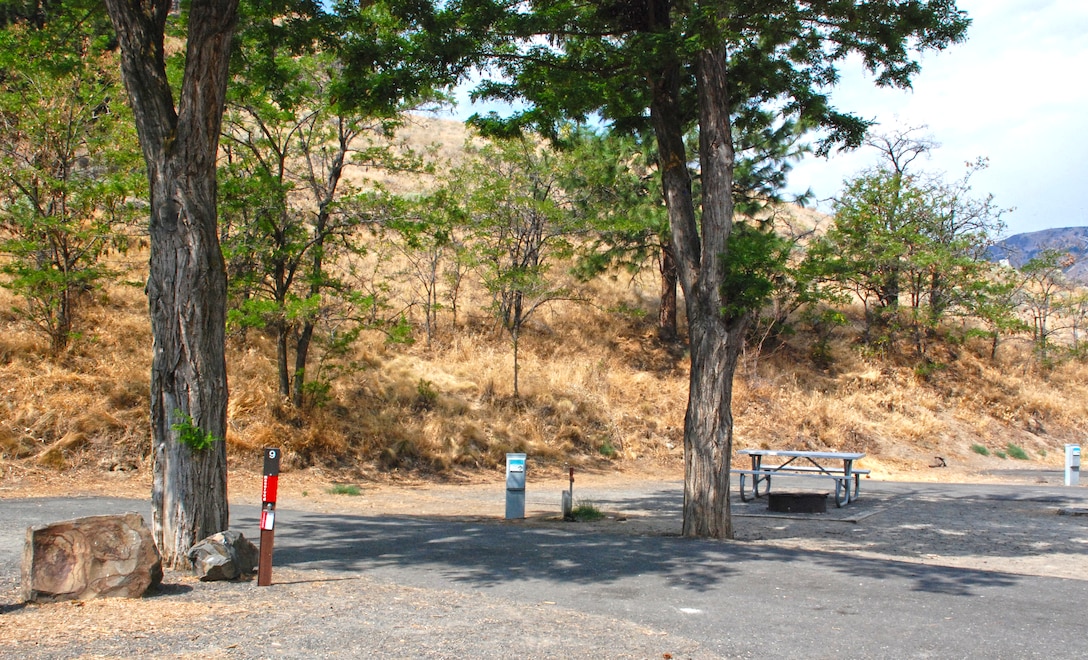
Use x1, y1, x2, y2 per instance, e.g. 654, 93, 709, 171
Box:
188, 530, 259, 581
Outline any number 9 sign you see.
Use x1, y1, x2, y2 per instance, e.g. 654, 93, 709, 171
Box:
263, 448, 280, 477
258, 447, 282, 587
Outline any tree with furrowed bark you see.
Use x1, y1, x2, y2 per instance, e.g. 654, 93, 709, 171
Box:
469, 0, 969, 538
102, 0, 499, 565
103, 0, 238, 568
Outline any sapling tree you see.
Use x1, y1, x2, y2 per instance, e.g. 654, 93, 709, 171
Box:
383, 188, 468, 348
452, 137, 585, 398
1020, 249, 1072, 365
0, 10, 143, 353
959, 263, 1029, 360
219, 47, 406, 407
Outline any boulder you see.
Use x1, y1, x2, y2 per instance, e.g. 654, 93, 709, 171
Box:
22, 512, 163, 603
187, 530, 258, 581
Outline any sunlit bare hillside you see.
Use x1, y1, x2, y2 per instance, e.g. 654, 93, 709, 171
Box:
2, 117, 1086, 490
2, 254, 1085, 487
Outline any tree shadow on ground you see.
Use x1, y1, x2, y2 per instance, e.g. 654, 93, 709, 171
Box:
233, 483, 1078, 600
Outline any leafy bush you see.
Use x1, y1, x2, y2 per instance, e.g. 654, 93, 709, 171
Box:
970, 443, 990, 456
328, 484, 361, 496
570, 501, 604, 522
914, 361, 947, 381
1006, 443, 1029, 460
415, 379, 439, 411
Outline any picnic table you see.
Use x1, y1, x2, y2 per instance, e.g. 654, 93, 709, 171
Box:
733, 449, 869, 507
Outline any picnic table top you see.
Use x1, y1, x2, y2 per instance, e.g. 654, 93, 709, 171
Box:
738, 449, 866, 461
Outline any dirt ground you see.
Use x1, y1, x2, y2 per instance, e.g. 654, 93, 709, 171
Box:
3, 458, 1085, 580
2, 459, 1086, 658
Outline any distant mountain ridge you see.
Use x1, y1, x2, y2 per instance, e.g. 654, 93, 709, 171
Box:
988, 226, 1088, 282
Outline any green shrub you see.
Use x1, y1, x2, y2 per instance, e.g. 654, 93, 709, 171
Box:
570, 501, 604, 522
415, 379, 439, 411
598, 440, 617, 458
1006, 443, 1029, 460
609, 302, 647, 320
328, 484, 361, 496
994, 451, 1007, 459
970, 443, 990, 456
914, 360, 947, 381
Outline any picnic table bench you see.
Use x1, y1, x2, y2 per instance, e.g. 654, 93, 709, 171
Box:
733, 449, 869, 507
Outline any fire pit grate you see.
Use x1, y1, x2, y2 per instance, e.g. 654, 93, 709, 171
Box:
767, 492, 828, 514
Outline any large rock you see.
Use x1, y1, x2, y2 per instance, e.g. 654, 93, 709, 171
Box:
187, 530, 259, 581
22, 512, 163, 603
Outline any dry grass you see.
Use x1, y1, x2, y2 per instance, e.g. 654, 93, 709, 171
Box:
3, 252, 1085, 487
2, 117, 1085, 486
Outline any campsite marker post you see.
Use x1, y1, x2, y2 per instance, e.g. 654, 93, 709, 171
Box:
257, 447, 280, 586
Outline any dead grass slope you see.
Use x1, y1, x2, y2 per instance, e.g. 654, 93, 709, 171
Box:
1, 251, 1085, 491
2, 116, 1084, 487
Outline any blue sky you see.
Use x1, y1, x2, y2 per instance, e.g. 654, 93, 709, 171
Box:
443, 0, 1086, 238
785, 0, 1088, 237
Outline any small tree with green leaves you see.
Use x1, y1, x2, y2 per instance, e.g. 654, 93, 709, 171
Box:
452, 137, 585, 398
1019, 249, 1073, 365
383, 188, 469, 348
220, 0, 450, 406
815, 130, 1005, 355
0, 14, 143, 354
960, 263, 1030, 360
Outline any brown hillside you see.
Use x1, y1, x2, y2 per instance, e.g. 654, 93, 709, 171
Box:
2, 250, 1084, 491
2, 117, 1085, 493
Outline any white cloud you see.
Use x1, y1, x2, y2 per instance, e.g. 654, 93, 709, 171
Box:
787, 0, 1088, 236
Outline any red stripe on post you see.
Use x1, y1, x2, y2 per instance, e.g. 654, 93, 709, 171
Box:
262, 475, 279, 505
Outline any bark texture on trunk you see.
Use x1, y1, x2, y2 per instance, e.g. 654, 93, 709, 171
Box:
658, 244, 678, 341
682, 306, 744, 538
105, 0, 237, 567
648, 39, 747, 539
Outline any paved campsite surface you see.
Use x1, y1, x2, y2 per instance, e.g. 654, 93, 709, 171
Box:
2, 470, 1088, 659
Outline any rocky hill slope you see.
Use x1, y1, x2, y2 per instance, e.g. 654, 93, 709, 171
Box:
988, 226, 1088, 281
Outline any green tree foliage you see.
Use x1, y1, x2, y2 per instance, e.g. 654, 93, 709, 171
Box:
1019, 249, 1073, 365
561, 128, 683, 339
219, 0, 488, 406
467, 0, 969, 538
718, 222, 791, 324
815, 169, 929, 341
383, 187, 470, 348
960, 264, 1030, 360
0, 5, 143, 353
445, 137, 585, 398
220, 46, 394, 408
815, 130, 1004, 355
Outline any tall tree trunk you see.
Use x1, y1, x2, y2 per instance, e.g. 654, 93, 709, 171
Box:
292, 320, 314, 408
658, 243, 678, 341
682, 45, 745, 539
648, 38, 744, 539
105, 0, 237, 567
276, 319, 291, 398
290, 136, 343, 408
